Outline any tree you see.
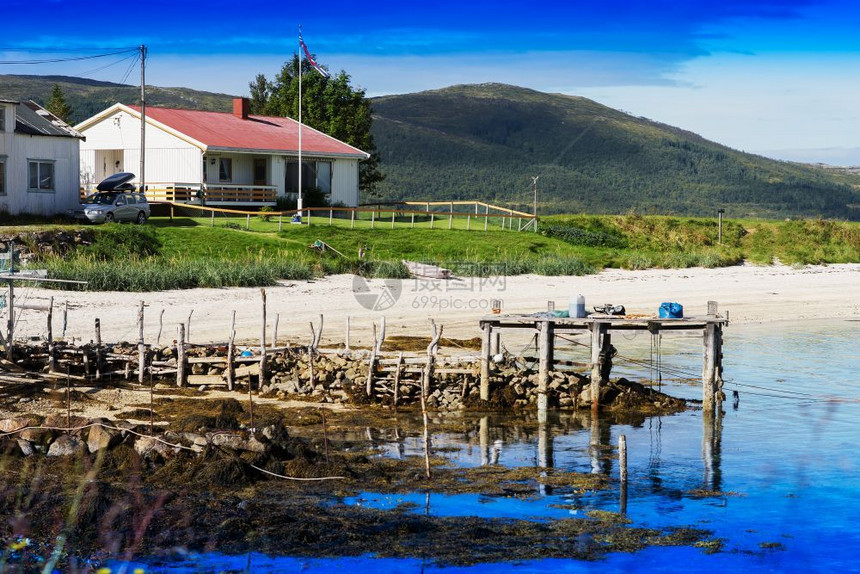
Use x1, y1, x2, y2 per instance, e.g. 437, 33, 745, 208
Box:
248, 74, 270, 115
254, 55, 384, 197
46, 84, 72, 124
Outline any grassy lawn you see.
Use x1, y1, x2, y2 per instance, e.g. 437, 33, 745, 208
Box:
7, 211, 859, 291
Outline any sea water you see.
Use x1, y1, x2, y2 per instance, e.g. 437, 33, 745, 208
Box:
113, 319, 860, 573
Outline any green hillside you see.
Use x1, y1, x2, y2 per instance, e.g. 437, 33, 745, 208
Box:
370, 83, 860, 220
0, 74, 234, 123
4, 76, 859, 219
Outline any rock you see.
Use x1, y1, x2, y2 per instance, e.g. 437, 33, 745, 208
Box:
134, 436, 177, 461
86, 421, 122, 453
0, 415, 40, 434
579, 388, 592, 405
16, 439, 35, 456
43, 414, 90, 434
210, 433, 267, 453
47, 435, 85, 457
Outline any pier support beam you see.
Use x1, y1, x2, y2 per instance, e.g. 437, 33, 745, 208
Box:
480, 322, 492, 400
590, 321, 607, 413
702, 323, 723, 413
537, 320, 553, 423
490, 329, 501, 356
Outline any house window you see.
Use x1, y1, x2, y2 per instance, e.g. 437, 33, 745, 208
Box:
286, 160, 330, 194
219, 158, 232, 182
28, 160, 55, 192
316, 161, 332, 194
0, 109, 5, 132
0, 157, 6, 195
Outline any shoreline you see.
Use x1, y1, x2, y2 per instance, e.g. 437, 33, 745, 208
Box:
7, 262, 859, 347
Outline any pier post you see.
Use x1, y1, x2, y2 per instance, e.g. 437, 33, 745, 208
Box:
137, 300, 146, 384
490, 329, 501, 356
95, 318, 102, 380
176, 323, 186, 387
702, 322, 722, 413
480, 322, 492, 400
47, 297, 55, 373
537, 320, 552, 423
590, 321, 607, 413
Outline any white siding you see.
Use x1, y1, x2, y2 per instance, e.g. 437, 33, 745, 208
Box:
78, 109, 201, 188
331, 158, 360, 206
0, 120, 81, 216
271, 156, 286, 196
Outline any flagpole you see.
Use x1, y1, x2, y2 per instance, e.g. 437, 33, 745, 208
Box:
298, 28, 303, 220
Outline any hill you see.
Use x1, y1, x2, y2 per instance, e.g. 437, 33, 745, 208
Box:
4, 76, 859, 219
370, 84, 860, 220
0, 74, 234, 123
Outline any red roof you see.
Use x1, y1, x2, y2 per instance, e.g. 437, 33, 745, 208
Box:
128, 105, 368, 158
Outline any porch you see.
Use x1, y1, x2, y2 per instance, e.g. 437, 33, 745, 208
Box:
144, 182, 277, 205
79, 182, 277, 206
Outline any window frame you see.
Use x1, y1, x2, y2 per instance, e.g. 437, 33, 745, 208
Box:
218, 158, 233, 183
286, 159, 331, 194
28, 159, 55, 193
0, 156, 6, 196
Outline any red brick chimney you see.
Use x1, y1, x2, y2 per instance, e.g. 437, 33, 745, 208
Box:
233, 97, 250, 120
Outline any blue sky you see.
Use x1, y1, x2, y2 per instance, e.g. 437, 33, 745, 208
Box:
3, 0, 860, 163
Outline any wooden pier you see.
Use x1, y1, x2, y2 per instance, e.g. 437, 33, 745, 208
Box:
479, 302, 727, 417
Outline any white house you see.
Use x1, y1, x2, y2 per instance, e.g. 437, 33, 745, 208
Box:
75, 98, 370, 207
0, 99, 83, 217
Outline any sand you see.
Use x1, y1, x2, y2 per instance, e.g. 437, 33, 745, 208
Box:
7, 262, 859, 349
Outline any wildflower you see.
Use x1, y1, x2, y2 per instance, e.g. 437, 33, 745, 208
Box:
9, 537, 30, 551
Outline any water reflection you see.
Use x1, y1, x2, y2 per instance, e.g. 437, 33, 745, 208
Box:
365, 405, 725, 511
703, 409, 723, 493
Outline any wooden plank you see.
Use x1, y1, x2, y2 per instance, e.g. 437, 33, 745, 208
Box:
188, 374, 226, 385
235, 363, 260, 378
187, 356, 227, 364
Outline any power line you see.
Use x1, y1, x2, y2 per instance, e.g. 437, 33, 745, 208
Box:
76, 52, 138, 81
118, 53, 141, 86
0, 49, 138, 65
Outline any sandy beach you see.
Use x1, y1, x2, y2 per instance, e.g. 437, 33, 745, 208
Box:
7, 262, 860, 348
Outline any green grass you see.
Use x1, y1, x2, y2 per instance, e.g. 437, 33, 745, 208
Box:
14, 213, 860, 291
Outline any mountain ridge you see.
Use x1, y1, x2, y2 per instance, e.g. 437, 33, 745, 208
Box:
3, 75, 858, 219
369, 83, 860, 219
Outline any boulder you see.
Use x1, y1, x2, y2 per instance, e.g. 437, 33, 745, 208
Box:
134, 436, 178, 461
86, 421, 122, 453
16, 439, 35, 456
210, 433, 267, 453
47, 435, 85, 457
0, 415, 40, 434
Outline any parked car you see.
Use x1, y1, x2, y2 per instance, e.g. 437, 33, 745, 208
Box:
72, 173, 150, 224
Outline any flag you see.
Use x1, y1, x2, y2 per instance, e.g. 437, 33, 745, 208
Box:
299, 32, 330, 78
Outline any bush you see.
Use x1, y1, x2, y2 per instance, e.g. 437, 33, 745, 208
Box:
540, 223, 627, 248
85, 225, 161, 261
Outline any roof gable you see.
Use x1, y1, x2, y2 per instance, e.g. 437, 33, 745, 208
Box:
14, 101, 84, 139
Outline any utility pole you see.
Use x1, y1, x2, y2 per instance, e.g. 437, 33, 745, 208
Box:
717, 208, 725, 245
139, 44, 147, 193
531, 175, 540, 233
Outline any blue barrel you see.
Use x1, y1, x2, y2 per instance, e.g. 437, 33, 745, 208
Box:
659, 302, 683, 318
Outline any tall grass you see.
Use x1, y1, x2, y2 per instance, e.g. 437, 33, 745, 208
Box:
19, 214, 860, 291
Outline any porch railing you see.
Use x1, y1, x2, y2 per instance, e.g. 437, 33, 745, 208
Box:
80, 182, 277, 203
146, 183, 277, 203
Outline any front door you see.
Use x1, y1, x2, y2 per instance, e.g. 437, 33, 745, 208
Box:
253, 159, 267, 186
